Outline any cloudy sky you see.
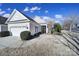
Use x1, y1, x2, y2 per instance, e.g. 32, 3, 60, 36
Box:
0, 3, 79, 24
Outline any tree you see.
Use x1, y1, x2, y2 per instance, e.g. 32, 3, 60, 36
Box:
54, 23, 62, 33
63, 14, 79, 32
63, 18, 73, 31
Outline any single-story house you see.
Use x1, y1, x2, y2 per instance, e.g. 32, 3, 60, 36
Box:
6, 9, 41, 36
0, 16, 8, 32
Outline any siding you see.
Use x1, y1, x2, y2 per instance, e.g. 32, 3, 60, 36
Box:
8, 22, 30, 36
30, 21, 41, 35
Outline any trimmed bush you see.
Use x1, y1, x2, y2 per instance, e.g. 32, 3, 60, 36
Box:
20, 31, 31, 40
34, 33, 39, 37
0, 31, 10, 37
54, 23, 62, 33
38, 32, 41, 35
34, 32, 41, 37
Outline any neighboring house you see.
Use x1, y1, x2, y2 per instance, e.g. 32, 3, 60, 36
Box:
0, 16, 8, 32
34, 17, 48, 33
6, 9, 41, 36
71, 24, 79, 32
77, 24, 79, 28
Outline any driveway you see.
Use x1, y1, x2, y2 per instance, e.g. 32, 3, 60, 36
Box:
0, 34, 77, 56
0, 36, 23, 48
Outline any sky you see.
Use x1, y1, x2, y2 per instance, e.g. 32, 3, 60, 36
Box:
0, 3, 79, 24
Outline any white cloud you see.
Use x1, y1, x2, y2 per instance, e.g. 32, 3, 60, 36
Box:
30, 6, 41, 11
34, 16, 54, 24
0, 9, 6, 15
42, 16, 55, 23
7, 8, 11, 10
0, 11, 5, 15
43, 16, 50, 20
34, 16, 46, 23
0, 9, 10, 17
55, 14, 63, 18
55, 20, 62, 25
24, 7, 29, 11
3, 14, 10, 18
45, 10, 48, 13
43, 16, 54, 21
43, 16, 62, 24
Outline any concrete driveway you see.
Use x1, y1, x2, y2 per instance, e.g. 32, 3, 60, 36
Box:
0, 34, 77, 56
0, 36, 23, 48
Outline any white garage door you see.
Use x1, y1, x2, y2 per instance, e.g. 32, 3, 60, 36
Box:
10, 27, 27, 36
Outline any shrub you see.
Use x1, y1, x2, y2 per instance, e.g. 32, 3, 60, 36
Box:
20, 31, 31, 40
38, 32, 41, 35
34, 33, 39, 37
54, 23, 62, 33
0, 31, 10, 37
35, 32, 41, 36
51, 29, 55, 34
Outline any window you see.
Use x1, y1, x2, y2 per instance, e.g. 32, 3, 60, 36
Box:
35, 26, 38, 32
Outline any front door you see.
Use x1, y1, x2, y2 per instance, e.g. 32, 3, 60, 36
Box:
41, 26, 46, 33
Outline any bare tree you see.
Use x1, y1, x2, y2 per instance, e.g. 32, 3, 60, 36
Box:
63, 19, 71, 30
63, 14, 79, 32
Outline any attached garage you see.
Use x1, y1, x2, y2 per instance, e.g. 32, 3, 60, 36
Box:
6, 9, 41, 37
8, 22, 30, 37
10, 26, 27, 36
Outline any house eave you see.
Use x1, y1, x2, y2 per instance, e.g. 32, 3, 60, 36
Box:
7, 20, 30, 24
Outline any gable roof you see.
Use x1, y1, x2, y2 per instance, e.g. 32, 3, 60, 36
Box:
20, 11, 38, 23
6, 9, 39, 24
6, 9, 29, 23
0, 16, 7, 24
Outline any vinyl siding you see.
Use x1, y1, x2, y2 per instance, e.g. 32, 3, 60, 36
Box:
8, 22, 30, 36
30, 21, 41, 35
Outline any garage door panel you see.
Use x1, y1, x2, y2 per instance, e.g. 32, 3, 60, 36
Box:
10, 27, 28, 36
